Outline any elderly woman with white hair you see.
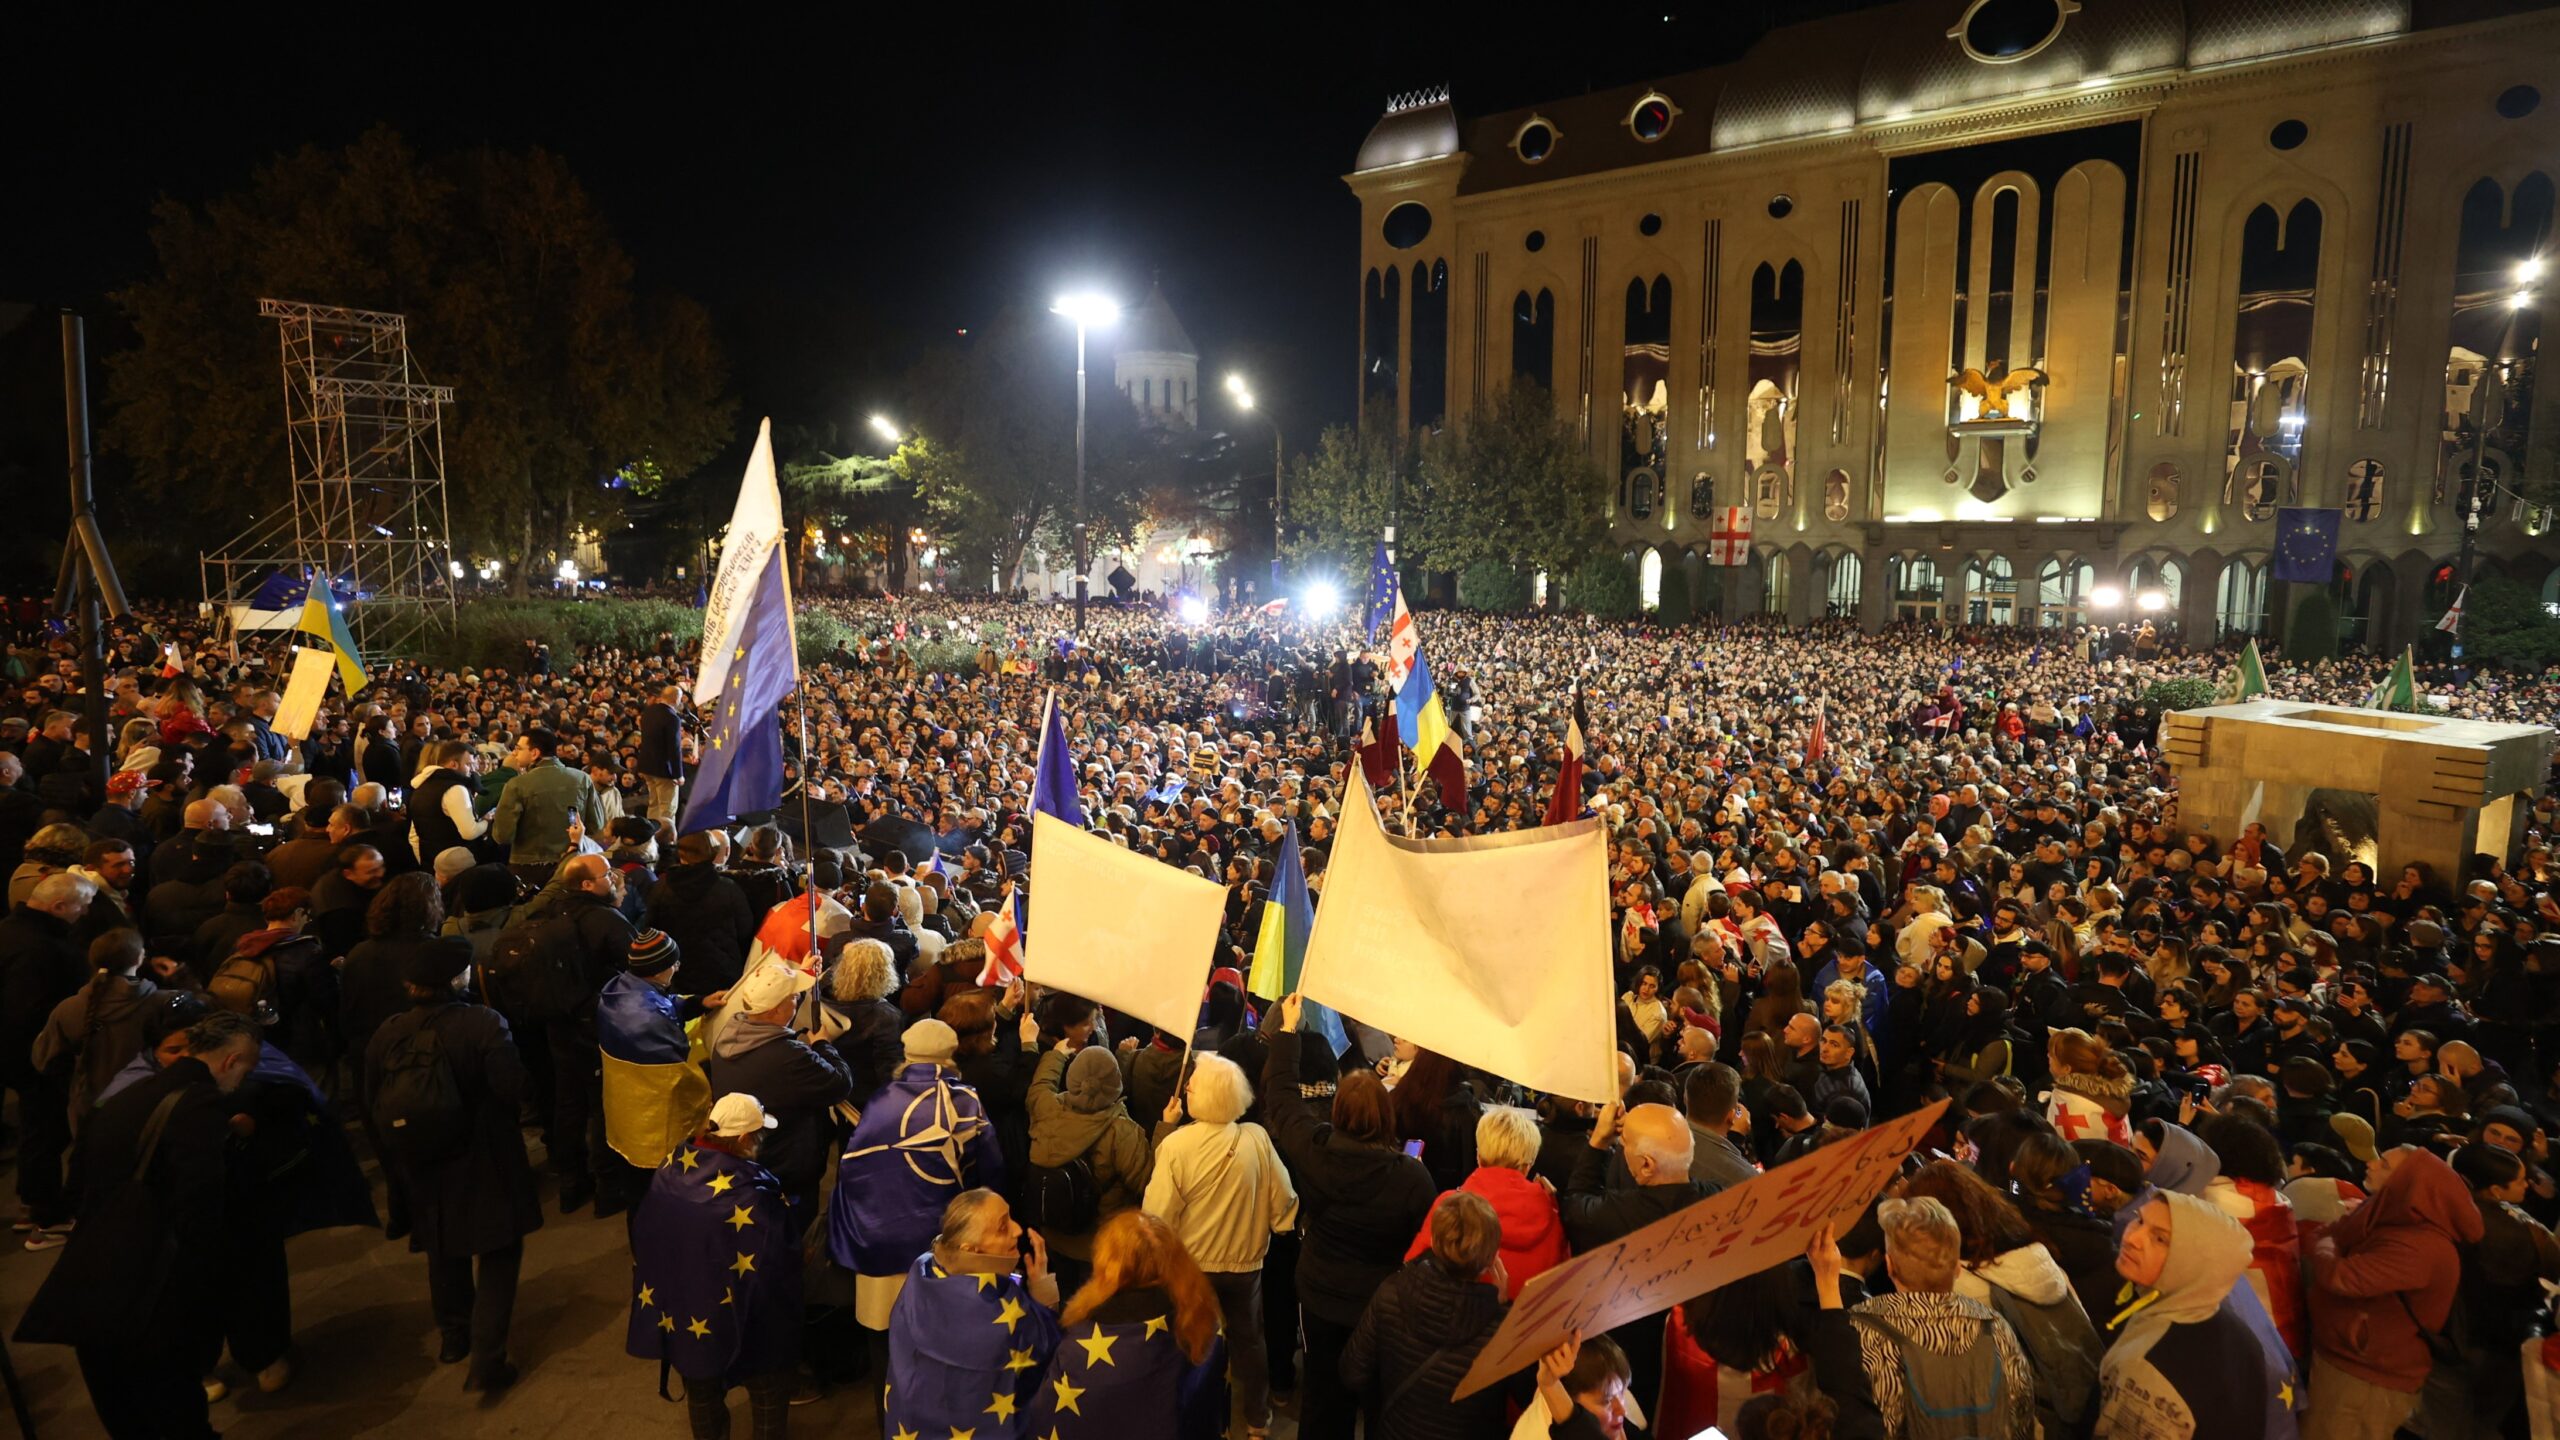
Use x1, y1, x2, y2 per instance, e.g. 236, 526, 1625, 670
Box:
1398, 1104, 1569, 1301
819, 938, 907, 1103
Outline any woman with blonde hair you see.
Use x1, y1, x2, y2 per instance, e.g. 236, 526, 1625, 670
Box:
820, 937, 905, 1101
1030, 1209, 1228, 1438
2045, 1027, 2133, 1146
1400, 1105, 1569, 1299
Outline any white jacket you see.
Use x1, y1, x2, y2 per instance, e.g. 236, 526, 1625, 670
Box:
1141, 1118, 1299, 1274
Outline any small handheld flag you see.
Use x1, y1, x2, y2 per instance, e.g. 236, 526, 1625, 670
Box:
977, 885, 1024, 987
294, 581, 367, 697
2436, 585, 2467, 636
2367, 646, 2419, 712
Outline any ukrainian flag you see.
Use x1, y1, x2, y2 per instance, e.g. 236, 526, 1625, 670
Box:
294, 582, 367, 696
1245, 824, 1347, 1053
1384, 584, 1453, 769
597, 977, 712, 1169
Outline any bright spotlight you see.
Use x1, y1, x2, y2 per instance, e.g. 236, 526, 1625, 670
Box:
1225, 373, 1247, 394
1177, 596, 1210, 625
2136, 589, 2168, 612
2521, 257, 2546, 284
557, 560, 580, 583
1303, 582, 1342, 620
1050, 292, 1121, 329
2513, 290, 2539, 311
1235, 391, 1256, 410
868, 414, 901, 443
2088, 585, 2124, 609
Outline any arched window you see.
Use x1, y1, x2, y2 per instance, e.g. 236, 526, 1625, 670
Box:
2216, 558, 2270, 636
1760, 549, 1790, 616
2037, 558, 2095, 629
1512, 289, 1556, 392
1963, 555, 2017, 625
1891, 555, 1944, 622
1639, 548, 1664, 610
1825, 551, 1863, 618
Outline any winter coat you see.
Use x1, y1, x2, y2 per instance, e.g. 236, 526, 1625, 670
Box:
2097, 1173, 2278, 1439
2019, 1195, 2124, 1331
1399, 1164, 1569, 1300
1025, 1047, 1153, 1261
2305, 1147, 2484, 1392
192, 899, 266, 976
706, 1015, 852, 1194
2461, 1193, 2560, 1351
31, 972, 160, 1123
1261, 1030, 1438, 1325
644, 862, 758, 998
0, 905, 86, 1088
363, 998, 543, 1259
1142, 1109, 1296, 1275
955, 1039, 1035, 1203
489, 757, 604, 867
1810, 1288, 2036, 1440
1341, 1257, 1514, 1440
820, 993, 907, 1103
341, 932, 468, 1064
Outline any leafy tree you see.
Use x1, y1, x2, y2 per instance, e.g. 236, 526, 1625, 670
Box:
2464, 571, 2560, 670
780, 428, 941, 593
897, 307, 1165, 589
1457, 560, 1530, 612
2285, 587, 2340, 662
1409, 383, 1608, 577
106, 127, 732, 596
1280, 410, 1408, 578
1565, 555, 1641, 618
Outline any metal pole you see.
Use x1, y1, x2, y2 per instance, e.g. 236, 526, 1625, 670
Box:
1073, 323, 1089, 635
1270, 421, 1284, 591
2453, 315, 2512, 652
61, 314, 110, 800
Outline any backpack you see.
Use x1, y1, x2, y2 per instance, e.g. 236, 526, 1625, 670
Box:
371, 1014, 470, 1165
207, 951, 277, 1018
1019, 1155, 1100, 1234
1850, 1311, 2010, 1440
480, 914, 586, 1022
1983, 1279, 2099, 1433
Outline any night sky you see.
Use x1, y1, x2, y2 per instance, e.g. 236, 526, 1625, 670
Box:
2, 4, 1883, 580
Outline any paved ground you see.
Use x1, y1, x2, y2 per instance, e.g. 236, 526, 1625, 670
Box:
0, 1140, 1304, 1438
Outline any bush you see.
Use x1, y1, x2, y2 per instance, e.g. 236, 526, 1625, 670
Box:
1654, 563, 1693, 625
442, 594, 856, 672
2285, 587, 2339, 663
2464, 573, 2560, 671
2142, 677, 2220, 713
1565, 556, 1641, 619
1457, 560, 1532, 613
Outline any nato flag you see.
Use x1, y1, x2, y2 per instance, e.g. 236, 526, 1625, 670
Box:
679, 545, 796, 834
627, 1142, 801, 1383
2272, 506, 2343, 584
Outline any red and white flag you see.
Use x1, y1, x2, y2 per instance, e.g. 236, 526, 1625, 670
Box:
1709, 507, 1754, 567
1259, 598, 1289, 617
1804, 702, 1828, 768
977, 884, 1024, 987
2436, 585, 2466, 636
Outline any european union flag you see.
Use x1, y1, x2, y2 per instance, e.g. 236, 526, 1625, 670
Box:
882, 1252, 1061, 1439
2273, 506, 2343, 584
1031, 690, 1085, 827
1024, 1310, 1226, 1440
627, 1142, 802, 1383
1363, 538, 1398, 643
682, 421, 800, 835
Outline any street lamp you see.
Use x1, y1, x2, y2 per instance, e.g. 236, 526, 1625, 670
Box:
1226, 373, 1283, 589
867, 414, 901, 445
2455, 268, 2539, 641
1051, 291, 1120, 633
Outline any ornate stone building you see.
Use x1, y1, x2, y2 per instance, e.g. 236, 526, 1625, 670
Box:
1114, 280, 1200, 428
1346, 0, 2555, 648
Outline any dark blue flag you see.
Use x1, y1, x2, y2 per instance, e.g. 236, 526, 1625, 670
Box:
627, 1142, 802, 1383
679, 544, 797, 834
1025, 1310, 1227, 1440
2273, 506, 2343, 584
882, 1252, 1062, 1440
1031, 690, 1086, 828
1363, 539, 1397, 643
829, 1062, 1003, 1278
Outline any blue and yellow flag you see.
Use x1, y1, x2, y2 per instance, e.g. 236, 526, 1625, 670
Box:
1244, 826, 1348, 1055
596, 974, 711, 1169
294, 582, 367, 696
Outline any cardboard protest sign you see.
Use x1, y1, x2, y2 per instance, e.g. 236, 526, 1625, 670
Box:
272, 644, 338, 742
1453, 1097, 1948, 1399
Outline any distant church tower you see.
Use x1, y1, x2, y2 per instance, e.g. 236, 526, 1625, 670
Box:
1113, 278, 1197, 428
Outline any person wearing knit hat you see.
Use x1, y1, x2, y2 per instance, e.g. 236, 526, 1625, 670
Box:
1024, 1036, 1152, 1292
595, 927, 718, 1192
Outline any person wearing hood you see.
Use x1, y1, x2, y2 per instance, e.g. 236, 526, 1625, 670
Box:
705, 957, 851, 1242
2100, 1175, 2282, 1438
1344, 1189, 1520, 1440
2045, 1027, 2134, 1146
1401, 1105, 1571, 1299
1025, 1028, 1154, 1289
1805, 1198, 2036, 1439
1143, 1048, 1294, 1438
2135, 1120, 2222, 1206
2302, 1145, 2484, 1440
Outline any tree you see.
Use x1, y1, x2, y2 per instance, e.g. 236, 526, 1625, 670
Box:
107, 127, 731, 595
2463, 571, 2560, 669
897, 307, 1166, 590
1409, 383, 1609, 577
2285, 587, 2340, 662
1280, 410, 1408, 578
1457, 560, 1531, 612
780, 427, 942, 594
1654, 560, 1693, 625
1565, 555, 1641, 618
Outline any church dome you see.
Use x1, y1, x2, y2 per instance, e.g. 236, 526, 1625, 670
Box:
1356, 87, 1461, 172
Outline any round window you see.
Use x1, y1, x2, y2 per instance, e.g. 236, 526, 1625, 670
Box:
1639, 213, 1663, 237
2496, 84, 2542, 119
2268, 119, 2308, 151
1952, 0, 2071, 63
1767, 195, 1795, 220
1629, 96, 1675, 143
1381, 202, 1432, 250
1515, 119, 1557, 164
1525, 230, 1546, 253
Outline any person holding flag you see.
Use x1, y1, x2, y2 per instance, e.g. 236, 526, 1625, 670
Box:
597, 929, 719, 1192
681, 419, 799, 840
1543, 685, 1591, 827
2368, 646, 2420, 712
625, 1093, 802, 1437
1382, 580, 1466, 813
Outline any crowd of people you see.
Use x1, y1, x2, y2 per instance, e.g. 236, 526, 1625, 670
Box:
0, 586, 2554, 1440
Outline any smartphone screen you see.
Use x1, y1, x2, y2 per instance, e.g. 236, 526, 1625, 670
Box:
1402, 1139, 1425, 1160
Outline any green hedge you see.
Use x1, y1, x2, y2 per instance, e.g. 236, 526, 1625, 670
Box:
1654, 563, 1693, 625
2142, 677, 2220, 713
2285, 588, 2340, 663
441, 596, 857, 671
1565, 556, 1642, 619
1457, 560, 1533, 613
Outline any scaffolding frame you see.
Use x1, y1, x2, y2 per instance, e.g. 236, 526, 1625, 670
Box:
199, 299, 459, 660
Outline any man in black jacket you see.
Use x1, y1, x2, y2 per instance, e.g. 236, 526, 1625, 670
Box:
23, 1010, 259, 1437
705, 957, 851, 1240
1, 872, 98, 1241
526, 854, 637, 1215
1561, 1101, 1705, 1421
636, 685, 685, 823
645, 832, 758, 998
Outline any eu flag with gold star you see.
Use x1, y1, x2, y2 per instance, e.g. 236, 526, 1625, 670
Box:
681, 419, 800, 835
626, 1141, 801, 1383
2272, 506, 2342, 584
882, 1252, 1061, 1440
1023, 1305, 1227, 1440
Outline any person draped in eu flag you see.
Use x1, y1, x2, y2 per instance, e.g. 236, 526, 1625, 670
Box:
830, 1018, 1004, 1332
627, 1093, 802, 1438
1023, 1210, 1229, 1440
882, 1188, 1064, 1440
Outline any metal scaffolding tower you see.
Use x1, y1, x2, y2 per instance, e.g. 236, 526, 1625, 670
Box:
200, 299, 458, 660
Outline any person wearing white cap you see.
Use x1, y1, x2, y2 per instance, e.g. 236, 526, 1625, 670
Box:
705, 959, 850, 1243
828, 1015, 1002, 1337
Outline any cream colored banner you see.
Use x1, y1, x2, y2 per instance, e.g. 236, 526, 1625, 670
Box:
1025, 813, 1229, 1040
272, 644, 337, 741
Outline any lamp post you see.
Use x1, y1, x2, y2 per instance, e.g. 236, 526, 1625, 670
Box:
1226, 373, 1283, 590
1051, 292, 1120, 633
2453, 260, 2540, 646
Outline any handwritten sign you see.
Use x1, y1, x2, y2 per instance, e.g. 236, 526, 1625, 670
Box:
272, 644, 338, 742
1452, 1098, 1948, 1399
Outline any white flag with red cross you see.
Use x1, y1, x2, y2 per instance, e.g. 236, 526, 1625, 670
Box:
1709, 507, 1754, 566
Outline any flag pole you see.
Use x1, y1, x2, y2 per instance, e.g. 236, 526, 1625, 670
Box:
796, 696, 819, 962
